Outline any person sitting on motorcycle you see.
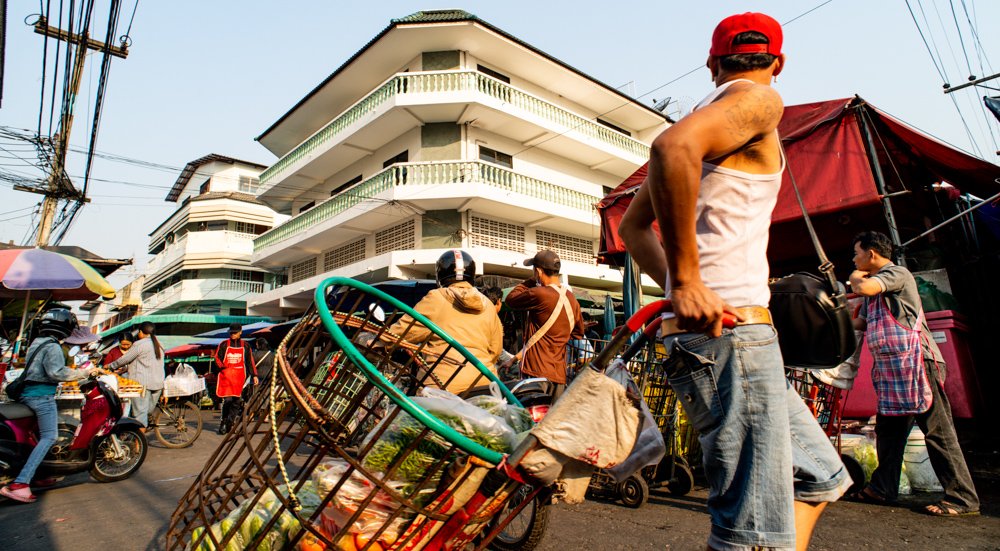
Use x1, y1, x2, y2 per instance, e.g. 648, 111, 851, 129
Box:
0, 309, 101, 504
389, 250, 503, 394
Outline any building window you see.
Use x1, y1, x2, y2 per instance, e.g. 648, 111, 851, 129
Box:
199, 179, 211, 194
382, 151, 408, 169
535, 230, 595, 265
331, 175, 363, 196
375, 219, 416, 255
289, 258, 317, 283
324, 238, 366, 271
299, 201, 315, 214
476, 64, 510, 84
231, 269, 252, 281
238, 175, 260, 194
596, 118, 632, 137
469, 215, 525, 254
478, 146, 513, 169
234, 221, 255, 235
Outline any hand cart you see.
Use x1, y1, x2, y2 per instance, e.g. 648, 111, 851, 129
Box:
586, 302, 735, 509
785, 367, 865, 495
167, 277, 562, 551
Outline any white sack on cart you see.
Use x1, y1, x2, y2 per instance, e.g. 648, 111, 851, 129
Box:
529, 366, 640, 468
518, 367, 641, 503
605, 360, 666, 483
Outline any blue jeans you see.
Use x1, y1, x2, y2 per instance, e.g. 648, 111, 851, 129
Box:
130, 389, 162, 427
15, 395, 58, 484
663, 324, 851, 551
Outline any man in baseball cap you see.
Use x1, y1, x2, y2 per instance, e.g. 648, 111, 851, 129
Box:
505, 250, 583, 395
522, 249, 561, 272
619, 12, 849, 550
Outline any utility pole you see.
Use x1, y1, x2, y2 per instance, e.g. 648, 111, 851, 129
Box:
12, 15, 127, 246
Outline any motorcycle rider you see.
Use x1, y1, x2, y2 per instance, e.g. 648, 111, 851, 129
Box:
390, 250, 503, 393
0, 309, 101, 504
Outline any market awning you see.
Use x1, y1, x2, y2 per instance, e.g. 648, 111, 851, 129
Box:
99, 313, 272, 338
597, 96, 1000, 263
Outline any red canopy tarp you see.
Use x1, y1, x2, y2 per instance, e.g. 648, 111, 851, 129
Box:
598, 96, 1000, 263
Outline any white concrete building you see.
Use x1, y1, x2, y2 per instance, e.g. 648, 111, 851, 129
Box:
143, 155, 287, 316
249, 10, 669, 318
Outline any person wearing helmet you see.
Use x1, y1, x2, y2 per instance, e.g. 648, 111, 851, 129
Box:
389, 250, 503, 393
0, 309, 101, 504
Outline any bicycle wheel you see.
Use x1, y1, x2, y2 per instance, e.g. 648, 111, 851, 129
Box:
153, 399, 203, 448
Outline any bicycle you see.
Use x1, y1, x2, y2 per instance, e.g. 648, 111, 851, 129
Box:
150, 392, 203, 448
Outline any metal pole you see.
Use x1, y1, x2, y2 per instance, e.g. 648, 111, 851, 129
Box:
14, 290, 30, 357
943, 72, 1000, 94
900, 189, 1000, 248
854, 100, 906, 265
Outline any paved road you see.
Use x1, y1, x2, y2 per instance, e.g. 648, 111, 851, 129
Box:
2, 410, 998, 550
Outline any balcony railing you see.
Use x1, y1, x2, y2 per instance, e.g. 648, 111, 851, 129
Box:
143, 279, 268, 310
259, 70, 650, 187
254, 161, 602, 252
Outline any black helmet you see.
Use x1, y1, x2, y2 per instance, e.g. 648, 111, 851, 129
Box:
38, 308, 79, 340
436, 250, 476, 287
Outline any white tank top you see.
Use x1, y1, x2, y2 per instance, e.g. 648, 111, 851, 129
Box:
664, 79, 784, 307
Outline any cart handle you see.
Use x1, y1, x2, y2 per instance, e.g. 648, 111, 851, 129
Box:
314, 277, 514, 465
591, 299, 738, 372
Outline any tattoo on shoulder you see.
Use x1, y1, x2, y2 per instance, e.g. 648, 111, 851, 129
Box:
723, 87, 783, 143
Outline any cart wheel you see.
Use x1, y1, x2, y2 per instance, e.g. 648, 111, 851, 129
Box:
841, 453, 865, 495
667, 462, 695, 496
619, 475, 649, 509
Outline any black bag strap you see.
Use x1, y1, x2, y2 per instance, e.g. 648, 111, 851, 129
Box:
18, 337, 55, 382
777, 136, 841, 294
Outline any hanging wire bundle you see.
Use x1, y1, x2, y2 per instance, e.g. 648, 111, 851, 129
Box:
166, 278, 538, 551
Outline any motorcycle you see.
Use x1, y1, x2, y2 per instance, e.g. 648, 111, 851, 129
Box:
0, 374, 148, 487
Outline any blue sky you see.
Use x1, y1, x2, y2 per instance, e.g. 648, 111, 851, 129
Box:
1, 1, 998, 290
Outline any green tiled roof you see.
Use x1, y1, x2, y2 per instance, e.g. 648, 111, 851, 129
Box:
392, 10, 476, 23
98, 314, 271, 338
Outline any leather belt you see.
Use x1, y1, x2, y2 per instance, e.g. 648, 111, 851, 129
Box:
660, 306, 772, 337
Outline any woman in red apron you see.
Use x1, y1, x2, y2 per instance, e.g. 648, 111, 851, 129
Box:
214, 323, 257, 434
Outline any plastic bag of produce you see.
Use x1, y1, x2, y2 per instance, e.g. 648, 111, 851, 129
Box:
465, 383, 533, 434
312, 459, 409, 545
412, 387, 519, 451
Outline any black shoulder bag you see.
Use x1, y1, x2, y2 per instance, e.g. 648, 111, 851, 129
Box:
768, 139, 856, 369
4, 339, 53, 401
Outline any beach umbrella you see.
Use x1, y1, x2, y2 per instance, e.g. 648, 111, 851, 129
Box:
0, 248, 116, 351
601, 293, 616, 341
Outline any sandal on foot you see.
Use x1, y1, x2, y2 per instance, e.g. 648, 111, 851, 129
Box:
849, 487, 892, 505
924, 501, 979, 517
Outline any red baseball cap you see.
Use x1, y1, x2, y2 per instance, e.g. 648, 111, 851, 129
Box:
710, 12, 783, 57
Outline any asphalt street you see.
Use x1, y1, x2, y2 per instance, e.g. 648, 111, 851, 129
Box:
1, 411, 997, 550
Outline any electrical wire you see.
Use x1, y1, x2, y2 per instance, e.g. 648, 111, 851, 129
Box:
947, 0, 974, 77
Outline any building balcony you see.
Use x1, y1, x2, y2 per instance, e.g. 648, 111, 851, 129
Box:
252, 160, 603, 266
257, 70, 650, 199
142, 278, 270, 312
145, 230, 258, 279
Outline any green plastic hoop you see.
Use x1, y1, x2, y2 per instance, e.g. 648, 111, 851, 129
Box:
314, 277, 521, 465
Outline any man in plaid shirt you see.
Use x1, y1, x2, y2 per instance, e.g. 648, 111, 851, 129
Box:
849, 231, 979, 516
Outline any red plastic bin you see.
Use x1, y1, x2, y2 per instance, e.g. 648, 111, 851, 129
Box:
842, 310, 981, 419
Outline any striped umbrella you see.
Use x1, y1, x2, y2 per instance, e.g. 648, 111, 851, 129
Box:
0, 248, 116, 351
0, 248, 115, 300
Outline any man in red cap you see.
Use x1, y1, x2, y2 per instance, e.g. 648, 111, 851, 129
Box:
620, 12, 850, 550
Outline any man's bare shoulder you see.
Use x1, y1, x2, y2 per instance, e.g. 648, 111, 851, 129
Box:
713, 82, 784, 140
